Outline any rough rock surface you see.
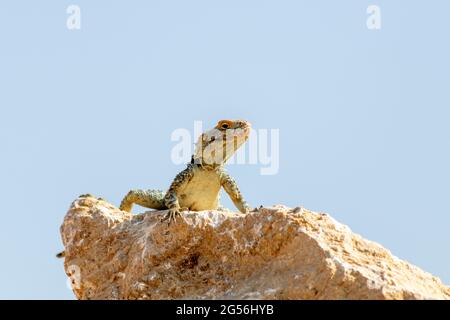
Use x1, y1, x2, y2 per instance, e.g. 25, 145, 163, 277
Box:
59, 196, 450, 300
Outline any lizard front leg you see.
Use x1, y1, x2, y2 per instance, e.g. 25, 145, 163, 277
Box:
119, 189, 166, 212
162, 164, 195, 224
220, 171, 250, 214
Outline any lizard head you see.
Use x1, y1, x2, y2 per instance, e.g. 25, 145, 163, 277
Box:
194, 119, 251, 167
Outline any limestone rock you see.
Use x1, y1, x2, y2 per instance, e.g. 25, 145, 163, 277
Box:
59, 196, 450, 300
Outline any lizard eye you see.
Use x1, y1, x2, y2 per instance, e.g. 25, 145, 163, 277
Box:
218, 120, 233, 130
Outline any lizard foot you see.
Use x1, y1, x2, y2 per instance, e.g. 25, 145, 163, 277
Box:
250, 205, 263, 212
79, 194, 105, 201
161, 208, 186, 225
79, 193, 94, 198
292, 206, 303, 214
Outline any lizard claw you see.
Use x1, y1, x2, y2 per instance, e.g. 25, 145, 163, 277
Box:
161, 208, 185, 225
250, 205, 262, 212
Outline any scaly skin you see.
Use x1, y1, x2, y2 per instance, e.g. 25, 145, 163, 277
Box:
57, 120, 251, 258
120, 119, 251, 223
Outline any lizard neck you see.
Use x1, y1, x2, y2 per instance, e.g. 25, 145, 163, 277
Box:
191, 156, 224, 171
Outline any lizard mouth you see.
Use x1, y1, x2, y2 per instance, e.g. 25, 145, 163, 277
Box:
194, 119, 252, 166
237, 120, 251, 138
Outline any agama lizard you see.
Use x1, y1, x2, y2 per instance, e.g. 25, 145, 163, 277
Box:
119, 119, 251, 222
57, 119, 251, 258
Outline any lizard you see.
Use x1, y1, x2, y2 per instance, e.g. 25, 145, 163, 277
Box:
57, 119, 251, 258
119, 119, 252, 222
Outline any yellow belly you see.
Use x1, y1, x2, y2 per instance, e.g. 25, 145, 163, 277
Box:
177, 168, 221, 211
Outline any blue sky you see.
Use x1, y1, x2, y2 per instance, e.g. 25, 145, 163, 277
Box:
0, 1, 449, 299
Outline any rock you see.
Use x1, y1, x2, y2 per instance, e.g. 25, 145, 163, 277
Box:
59, 196, 450, 300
